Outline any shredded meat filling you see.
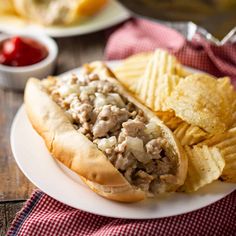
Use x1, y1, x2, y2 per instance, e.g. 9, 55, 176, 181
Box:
122, 119, 145, 137
43, 73, 177, 195
93, 105, 129, 138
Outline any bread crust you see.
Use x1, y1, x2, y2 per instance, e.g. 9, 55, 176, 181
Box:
24, 77, 187, 202
80, 177, 145, 202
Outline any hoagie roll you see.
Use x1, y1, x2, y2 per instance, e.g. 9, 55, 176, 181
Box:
24, 62, 187, 202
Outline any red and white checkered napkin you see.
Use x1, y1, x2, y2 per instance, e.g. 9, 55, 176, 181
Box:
8, 19, 236, 236
7, 190, 236, 236
105, 19, 236, 88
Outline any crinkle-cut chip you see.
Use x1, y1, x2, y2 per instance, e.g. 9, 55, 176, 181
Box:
178, 66, 191, 77
135, 49, 184, 111
217, 77, 236, 129
165, 74, 235, 134
154, 74, 182, 111
135, 52, 156, 105
156, 111, 183, 130
114, 52, 153, 92
221, 154, 236, 182
179, 145, 225, 192
136, 49, 182, 95
198, 127, 236, 182
199, 127, 236, 147
217, 77, 236, 103
232, 113, 236, 128
174, 122, 209, 146
232, 102, 236, 128
229, 94, 236, 129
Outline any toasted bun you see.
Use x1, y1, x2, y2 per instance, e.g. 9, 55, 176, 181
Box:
24, 75, 187, 202
24, 78, 146, 202
80, 177, 145, 202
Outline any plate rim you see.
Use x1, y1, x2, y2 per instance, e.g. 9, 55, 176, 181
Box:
0, 0, 130, 37
10, 62, 236, 219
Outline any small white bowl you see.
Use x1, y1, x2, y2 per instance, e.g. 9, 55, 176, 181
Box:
0, 33, 58, 90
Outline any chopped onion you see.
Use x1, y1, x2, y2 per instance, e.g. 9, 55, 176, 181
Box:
95, 136, 117, 151
57, 84, 80, 98
107, 93, 125, 107
94, 93, 125, 108
126, 136, 150, 163
94, 93, 107, 108
145, 119, 161, 137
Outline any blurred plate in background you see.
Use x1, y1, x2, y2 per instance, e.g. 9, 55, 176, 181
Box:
0, 0, 130, 37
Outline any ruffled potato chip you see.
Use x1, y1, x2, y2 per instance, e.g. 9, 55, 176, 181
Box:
135, 49, 184, 111
221, 153, 236, 182
156, 111, 183, 130
218, 77, 236, 128
166, 74, 235, 134
154, 74, 182, 111
230, 94, 236, 129
232, 114, 236, 128
174, 122, 209, 146
114, 52, 152, 92
199, 127, 236, 182
179, 145, 225, 192
217, 77, 236, 103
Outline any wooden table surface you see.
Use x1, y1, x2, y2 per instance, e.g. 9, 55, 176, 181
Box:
0, 32, 106, 235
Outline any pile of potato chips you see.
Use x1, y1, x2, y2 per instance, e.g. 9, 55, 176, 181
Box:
114, 49, 236, 192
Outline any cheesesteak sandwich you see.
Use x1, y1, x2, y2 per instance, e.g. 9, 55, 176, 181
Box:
24, 62, 187, 202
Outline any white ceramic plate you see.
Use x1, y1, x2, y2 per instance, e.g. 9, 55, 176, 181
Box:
11, 62, 236, 219
0, 0, 130, 37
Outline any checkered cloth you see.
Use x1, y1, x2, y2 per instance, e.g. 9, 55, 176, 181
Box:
8, 18, 236, 236
105, 19, 236, 88
7, 190, 236, 236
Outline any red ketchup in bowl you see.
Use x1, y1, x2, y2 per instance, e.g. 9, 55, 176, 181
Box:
0, 36, 48, 67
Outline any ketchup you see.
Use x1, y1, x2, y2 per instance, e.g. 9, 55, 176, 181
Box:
0, 36, 48, 67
